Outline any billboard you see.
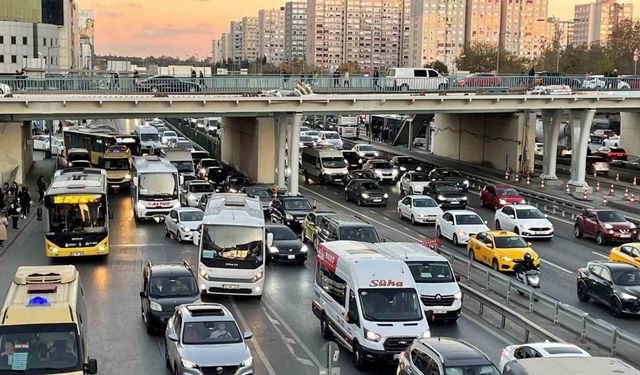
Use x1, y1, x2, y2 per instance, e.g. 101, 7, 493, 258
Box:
78, 9, 94, 44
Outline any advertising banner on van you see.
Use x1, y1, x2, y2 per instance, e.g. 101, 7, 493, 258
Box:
316, 244, 338, 273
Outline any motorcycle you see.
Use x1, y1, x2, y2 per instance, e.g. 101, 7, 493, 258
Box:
515, 269, 540, 296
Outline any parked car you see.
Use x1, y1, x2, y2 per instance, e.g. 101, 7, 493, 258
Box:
135, 75, 202, 92
585, 155, 610, 175
344, 179, 388, 206
593, 146, 628, 163
480, 184, 525, 210
574, 209, 637, 245
362, 159, 398, 183
265, 224, 307, 265
467, 231, 540, 272
608, 243, 640, 268
455, 73, 502, 88
164, 207, 204, 243
582, 75, 630, 90
425, 181, 467, 209
399, 171, 431, 195
436, 210, 490, 246
494, 205, 554, 239
498, 342, 590, 373
428, 168, 469, 191
577, 261, 640, 317
397, 195, 443, 225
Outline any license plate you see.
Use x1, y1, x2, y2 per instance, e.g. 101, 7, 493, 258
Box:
451, 201, 459, 205
393, 354, 400, 360
70, 252, 83, 256
373, 199, 382, 203
433, 309, 447, 314
620, 234, 631, 238
111, 185, 120, 188
222, 284, 240, 290
287, 255, 296, 260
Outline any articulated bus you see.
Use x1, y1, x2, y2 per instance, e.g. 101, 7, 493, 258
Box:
63, 128, 141, 166
43, 168, 111, 257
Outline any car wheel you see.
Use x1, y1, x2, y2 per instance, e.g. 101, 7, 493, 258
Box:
353, 342, 367, 370
492, 259, 499, 271
577, 281, 590, 303
495, 220, 501, 230
468, 249, 476, 261
610, 298, 624, 318
411, 215, 416, 225
436, 226, 443, 238
175, 231, 182, 243
574, 225, 583, 238
596, 231, 607, 246
453, 234, 459, 246
164, 226, 170, 237
398, 209, 403, 220
320, 315, 333, 339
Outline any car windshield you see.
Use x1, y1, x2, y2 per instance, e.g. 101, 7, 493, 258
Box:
396, 157, 415, 163
352, 171, 373, 179
189, 184, 213, 193
339, 227, 379, 243
268, 226, 298, 240
322, 157, 347, 168
163, 131, 176, 137
103, 158, 130, 170
179, 211, 203, 221
181, 321, 242, 345
360, 181, 381, 190
407, 261, 454, 283
358, 145, 374, 151
494, 236, 528, 248
201, 226, 263, 269
455, 214, 484, 225
305, 131, 318, 136
610, 148, 625, 153
597, 211, 627, 222
176, 142, 193, 150
438, 170, 462, 177
324, 133, 340, 139
0, 323, 82, 373
496, 188, 519, 196
140, 133, 159, 142
200, 160, 220, 168
434, 184, 458, 192
444, 365, 501, 375
411, 173, 429, 181
228, 177, 250, 186
139, 173, 178, 199
149, 276, 197, 298
413, 198, 437, 208
47, 194, 106, 234
283, 199, 312, 210
171, 161, 194, 173
613, 269, 640, 286
247, 190, 271, 199
515, 208, 544, 219
358, 288, 422, 322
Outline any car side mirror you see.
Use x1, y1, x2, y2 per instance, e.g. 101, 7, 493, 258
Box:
133, 177, 138, 187
484, 220, 488, 225
544, 214, 549, 218
486, 243, 493, 249
167, 331, 178, 342
267, 232, 274, 247
243, 331, 254, 340
179, 175, 185, 185
83, 358, 98, 375
455, 274, 461, 282
139, 291, 146, 298
509, 214, 515, 219
193, 231, 200, 246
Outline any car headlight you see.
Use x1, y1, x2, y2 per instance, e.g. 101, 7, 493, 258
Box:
199, 269, 210, 280
269, 246, 279, 254
365, 329, 381, 342
181, 359, 197, 369
361, 193, 370, 199
420, 330, 431, 339
136, 202, 145, 210
522, 225, 531, 230
437, 195, 446, 201
383, 193, 389, 199
241, 356, 253, 368
400, 166, 407, 171
200, 168, 206, 174
630, 224, 636, 229
499, 199, 507, 205
500, 256, 512, 262
251, 272, 264, 283
621, 292, 638, 300
458, 230, 466, 236
463, 180, 469, 186
300, 245, 308, 253
358, 158, 363, 163
180, 225, 191, 233
392, 170, 399, 176
358, 151, 365, 157
150, 301, 162, 312
286, 213, 294, 221
229, 188, 238, 193
454, 291, 462, 300
374, 152, 379, 157
461, 196, 467, 200
124, 173, 132, 180
604, 223, 613, 229
416, 166, 422, 171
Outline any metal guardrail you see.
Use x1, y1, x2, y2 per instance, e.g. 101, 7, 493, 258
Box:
0, 75, 639, 95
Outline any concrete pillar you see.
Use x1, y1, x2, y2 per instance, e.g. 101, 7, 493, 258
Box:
620, 112, 640, 157
220, 117, 276, 184
0, 121, 32, 186
288, 113, 303, 195
275, 115, 287, 188
568, 109, 596, 188
540, 110, 563, 180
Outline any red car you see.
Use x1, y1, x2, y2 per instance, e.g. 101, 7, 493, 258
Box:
455, 73, 502, 88
479, 184, 525, 210
574, 209, 637, 246
593, 147, 628, 162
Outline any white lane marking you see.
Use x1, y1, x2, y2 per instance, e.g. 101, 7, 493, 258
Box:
229, 300, 277, 375
540, 260, 573, 274
261, 299, 322, 368
591, 251, 608, 259
111, 243, 165, 247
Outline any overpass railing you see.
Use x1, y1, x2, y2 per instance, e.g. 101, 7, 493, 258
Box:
0, 75, 639, 95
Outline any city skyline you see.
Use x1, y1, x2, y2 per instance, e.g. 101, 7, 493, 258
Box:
77, 0, 640, 57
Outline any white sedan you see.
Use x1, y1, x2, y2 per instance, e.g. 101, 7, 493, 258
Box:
436, 210, 489, 246
164, 207, 204, 243
399, 171, 431, 195
397, 195, 443, 225
33, 135, 64, 155
494, 204, 554, 239
498, 342, 590, 372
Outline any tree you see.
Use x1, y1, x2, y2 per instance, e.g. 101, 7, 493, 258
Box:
424, 60, 448, 75
338, 61, 361, 74
607, 19, 640, 74
455, 42, 526, 74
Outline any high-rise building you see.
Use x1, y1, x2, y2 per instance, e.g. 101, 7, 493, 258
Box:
500, 0, 548, 60
241, 16, 259, 62
306, 0, 345, 70
465, 0, 501, 47
258, 8, 285, 64
230, 21, 243, 65
284, 0, 307, 62
212, 38, 222, 64
573, 0, 634, 46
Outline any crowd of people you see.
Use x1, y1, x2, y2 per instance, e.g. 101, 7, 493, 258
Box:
0, 176, 48, 248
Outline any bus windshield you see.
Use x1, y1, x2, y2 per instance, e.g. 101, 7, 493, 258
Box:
139, 173, 178, 199
103, 158, 130, 170
47, 195, 106, 233
0, 323, 81, 373
200, 226, 264, 269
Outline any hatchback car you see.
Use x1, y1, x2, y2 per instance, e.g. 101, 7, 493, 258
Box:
498, 342, 590, 372
577, 261, 640, 317
424, 181, 467, 209
397, 195, 443, 225
480, 184, 526, 210
494, 205, 554, 239
266, 224, 307, 265
344, 179, 388, 206
608, 243, 640, 268
140, 261, 199, 333
164, 208, 204, 243
428, 168, 469, 191
165, 303, 253, 375
593, 146, 628, 162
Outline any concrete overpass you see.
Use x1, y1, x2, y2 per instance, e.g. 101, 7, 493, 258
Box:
0, 92, 638, 194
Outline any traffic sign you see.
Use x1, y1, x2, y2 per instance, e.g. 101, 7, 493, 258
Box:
319, 341, 341, 375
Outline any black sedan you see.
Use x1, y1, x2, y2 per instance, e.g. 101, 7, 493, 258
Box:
428, 168, 470, 191
346, 169, 376, 184
343, 150, 364, 170
270, 195, 313, 233
425, 181, 467, 208
577, 261, 640, 318
136, 75, 202, 93
205, 166, 227, 186
390, 156, 428, 173
221, 175, 253, 193
265, 224, 308, 265
344, 179, 388, 206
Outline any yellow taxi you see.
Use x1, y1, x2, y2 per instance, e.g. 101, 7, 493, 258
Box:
467, 230, 540, 272
608, 243, 640, 268
302, 210, 336, 244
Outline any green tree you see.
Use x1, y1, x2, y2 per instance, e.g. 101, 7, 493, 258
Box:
338, 61, 362, 74
424, 60, 448, 75
455, 42, 526, 74
607, 19, 640, 74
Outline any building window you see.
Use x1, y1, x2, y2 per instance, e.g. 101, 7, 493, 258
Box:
0, 36, 3, 43
43, 38, 47, 46
23, 36, 27, 45
11, 55, 17, 63
0, 56, 3, 63
11, 36, 16, 45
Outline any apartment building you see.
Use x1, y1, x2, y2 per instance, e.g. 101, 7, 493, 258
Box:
573, 0, 634, 46
259, 8, 285, 64
284, 0, 307, 62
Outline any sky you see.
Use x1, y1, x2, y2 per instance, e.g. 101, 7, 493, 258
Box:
76, 0, 639, 57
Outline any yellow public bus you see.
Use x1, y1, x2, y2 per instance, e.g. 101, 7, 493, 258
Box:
43, 168, 112, 257
63, 128, 140, 167
0, 265, 98, 374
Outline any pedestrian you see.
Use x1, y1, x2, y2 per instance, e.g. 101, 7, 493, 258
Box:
199, 71, 205, 87
610, 69, 619, 89
18, 187, 31, 219
0, 211, 7, 247
37, 176, 47, 203
343, 71, 350, 88
9, 182, 18, 197
7, 201, 19, 230
333, 69, 341, 88
113, 71, 120, 88
133, 70, 139, 79
191, 69, 196, 79
528, 67, 535, 76
373, 68, 380, 88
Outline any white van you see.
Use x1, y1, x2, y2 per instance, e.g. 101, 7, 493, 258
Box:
372, 242, 462, 322
301, 148, 349, 184
312, 241, 430, 370
317, 131, 343, 150
386, 67, 449, 91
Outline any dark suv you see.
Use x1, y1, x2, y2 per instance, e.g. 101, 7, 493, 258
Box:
577, 261, 640, 318
397, 337, 500, 375
139, 260, 200, 333
269, 194, 313, 233
314, 214, 380, 249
